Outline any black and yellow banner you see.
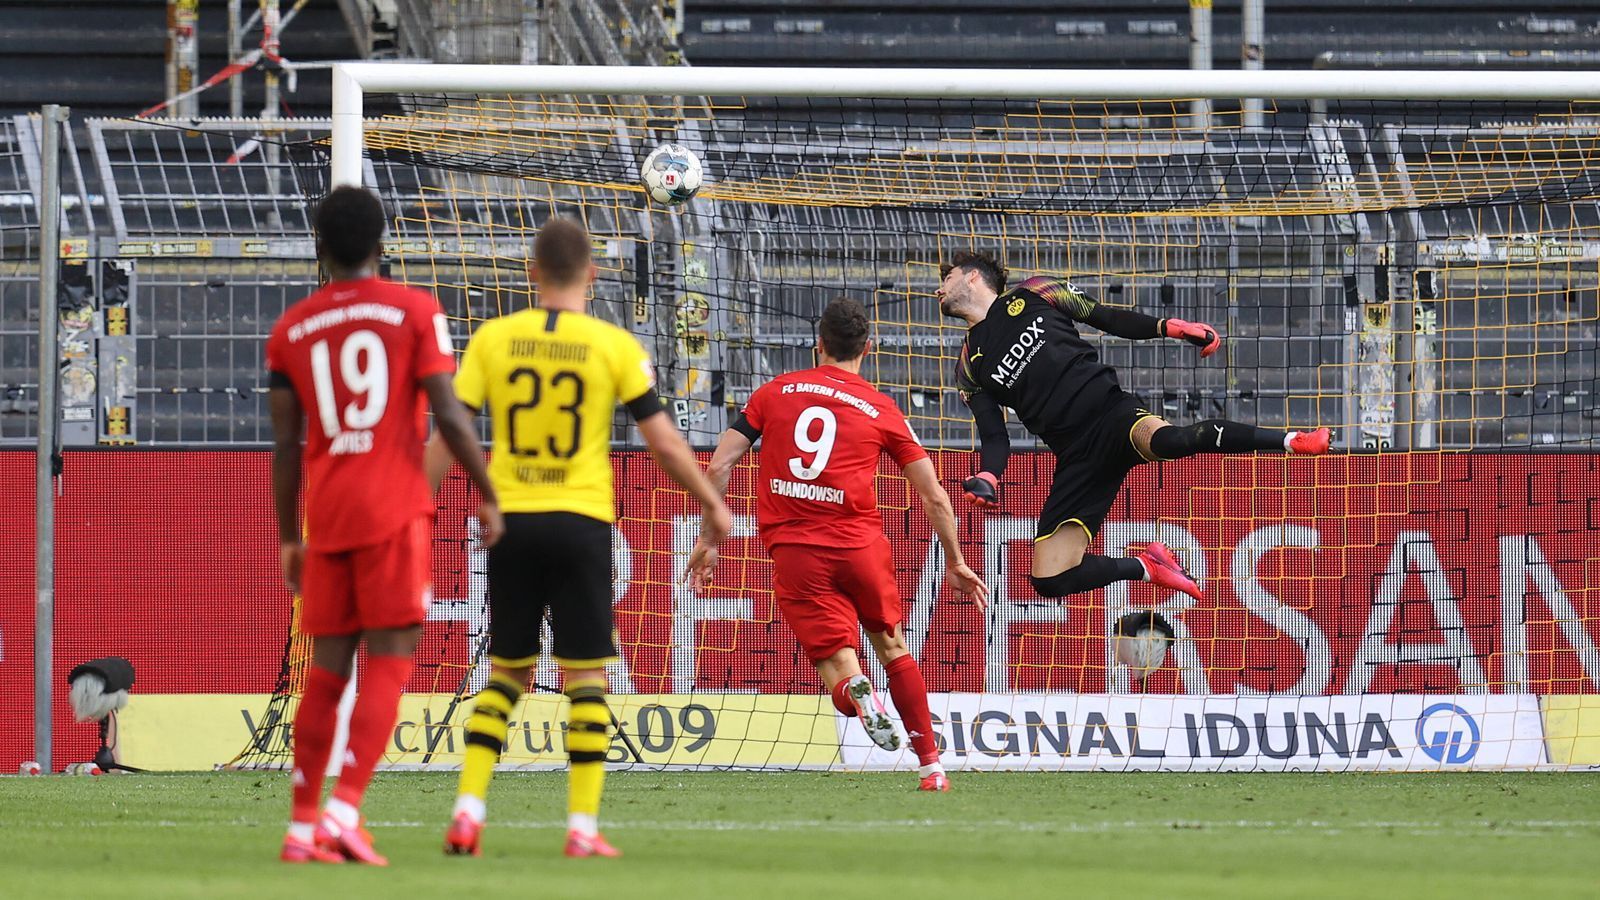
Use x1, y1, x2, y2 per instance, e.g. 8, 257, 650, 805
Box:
119, 693, 837, 770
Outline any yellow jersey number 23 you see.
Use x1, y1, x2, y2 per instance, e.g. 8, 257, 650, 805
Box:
505, 367, 584, 458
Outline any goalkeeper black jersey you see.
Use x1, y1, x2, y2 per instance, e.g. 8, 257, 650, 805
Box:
954, 277, 1126, 442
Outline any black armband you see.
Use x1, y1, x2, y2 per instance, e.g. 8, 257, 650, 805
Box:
966, 391, 1011, 478
730, 413, 760, 442
625, 392, 666, 421
1080, 305, 1164, 340
267, 370, 292, 390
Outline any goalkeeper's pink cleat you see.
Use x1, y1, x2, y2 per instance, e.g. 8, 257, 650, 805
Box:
318, 818, 388, 867
564, 829, 622, 858
444, 812, 483, 857
1137, 542, 1203, 601
918, 771, 951, 792
280, 832, 344, 864
1288, 427, 1331, 456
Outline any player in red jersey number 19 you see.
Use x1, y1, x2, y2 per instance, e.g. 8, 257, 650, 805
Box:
266, 187, 504, 864
685, 298, 988, 791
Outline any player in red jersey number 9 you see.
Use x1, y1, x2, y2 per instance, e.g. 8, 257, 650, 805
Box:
686, 298, 988, 792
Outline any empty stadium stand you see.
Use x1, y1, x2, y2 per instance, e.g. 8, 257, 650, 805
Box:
0, 0, 352, 119
683, 1, 1600, 68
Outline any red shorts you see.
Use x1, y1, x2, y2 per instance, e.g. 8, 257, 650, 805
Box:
770, 535, 902, 663
300, 516, 432, 637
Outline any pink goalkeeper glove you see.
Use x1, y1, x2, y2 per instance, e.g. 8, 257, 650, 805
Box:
962, 472, 999, 510
1164, 318, 1221, 358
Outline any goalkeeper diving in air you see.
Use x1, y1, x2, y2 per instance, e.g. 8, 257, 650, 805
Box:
937, 251, 1330, 601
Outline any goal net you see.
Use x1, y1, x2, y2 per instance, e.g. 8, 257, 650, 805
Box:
233, 66, 1599, 772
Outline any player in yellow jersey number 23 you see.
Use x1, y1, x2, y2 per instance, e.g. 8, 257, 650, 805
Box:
426, 217, 730, 859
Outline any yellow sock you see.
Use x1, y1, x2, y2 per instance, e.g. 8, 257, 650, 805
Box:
565, 676, 610, 827
458, 672, 522, 805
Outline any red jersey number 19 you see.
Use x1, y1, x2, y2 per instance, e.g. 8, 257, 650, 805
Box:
789, 405, 836, 480
309, 329, 389, 454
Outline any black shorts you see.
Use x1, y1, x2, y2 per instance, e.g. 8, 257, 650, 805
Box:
487, 511, 618, 667
1035, 390, 1161, 541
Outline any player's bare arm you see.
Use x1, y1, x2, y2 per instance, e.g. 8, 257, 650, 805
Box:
902, 458, 989, 608
684, 427, 754, 588
703, 427, 754, 497
268, 384, 305, 593
422, 373, 504, 548
637, 410, 732, 564
424, 418, 457, 493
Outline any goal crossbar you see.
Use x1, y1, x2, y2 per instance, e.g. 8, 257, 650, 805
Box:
328, 62, 1600, 186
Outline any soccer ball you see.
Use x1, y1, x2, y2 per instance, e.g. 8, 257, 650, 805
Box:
640, 143, 704, 205
1113, 610, 1176, 679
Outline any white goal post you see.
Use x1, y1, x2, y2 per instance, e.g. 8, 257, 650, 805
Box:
329, 63, 1600, 187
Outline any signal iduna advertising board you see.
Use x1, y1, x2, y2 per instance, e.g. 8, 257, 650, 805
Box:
837, 693, 1548, 772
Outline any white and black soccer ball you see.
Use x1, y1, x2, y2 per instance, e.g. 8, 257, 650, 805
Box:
1113, 610, 1176, 679
640, 143, 704, 205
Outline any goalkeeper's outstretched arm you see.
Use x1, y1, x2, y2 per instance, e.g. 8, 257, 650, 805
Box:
1024, 275, 1221, 356
1079, 303, 1219, 356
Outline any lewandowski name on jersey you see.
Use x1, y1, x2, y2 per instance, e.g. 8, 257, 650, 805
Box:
767, 478, 846, 505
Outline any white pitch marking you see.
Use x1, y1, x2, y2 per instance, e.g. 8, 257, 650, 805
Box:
16, 818, 1600, 835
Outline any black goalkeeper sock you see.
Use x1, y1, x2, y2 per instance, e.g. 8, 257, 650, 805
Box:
1029, 555, 1146, 598
1148, 419, 1286, 460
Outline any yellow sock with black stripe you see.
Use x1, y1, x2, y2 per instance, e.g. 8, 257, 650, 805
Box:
564, 676, 610, 834
456, 671, 522, 816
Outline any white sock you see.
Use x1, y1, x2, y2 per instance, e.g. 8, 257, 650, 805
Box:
287, 822, 315, 843
918, 763, 944, 778
453, 794, 486, 824
1283, 432, 1298, 452
568, 812, 599, 836
1137, 557, 1151, 581
323, 797, 359, 832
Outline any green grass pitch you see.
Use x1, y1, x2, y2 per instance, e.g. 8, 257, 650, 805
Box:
3, 771, 1598, 898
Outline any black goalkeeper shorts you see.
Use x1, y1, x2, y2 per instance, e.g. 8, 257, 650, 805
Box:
487, 512, 618, 667
1035, 390, 1162, 542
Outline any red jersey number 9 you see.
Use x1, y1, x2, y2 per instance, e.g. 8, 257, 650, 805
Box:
309, 329, 389, 437
788, 405, 837, 481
